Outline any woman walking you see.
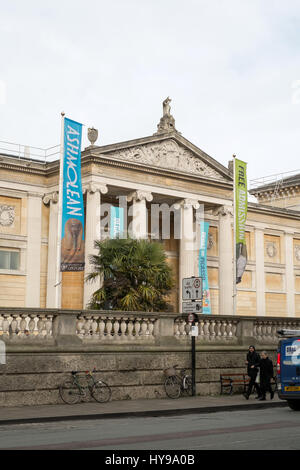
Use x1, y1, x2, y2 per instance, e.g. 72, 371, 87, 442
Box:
244, 345, 261, 400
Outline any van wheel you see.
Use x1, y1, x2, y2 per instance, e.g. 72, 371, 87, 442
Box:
287, 400, 300, 411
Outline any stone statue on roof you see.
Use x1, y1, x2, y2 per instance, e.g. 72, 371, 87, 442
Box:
163, 97, 171, 116
155, 97, 179, 135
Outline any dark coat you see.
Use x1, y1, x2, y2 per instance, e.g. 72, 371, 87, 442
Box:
246, 351, 260, 377
259, 357, 274, 385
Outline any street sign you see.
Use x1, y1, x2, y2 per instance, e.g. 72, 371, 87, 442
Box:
182, 277, 203, 300
187, 313, 195, 323
182, 301, 202, 314
190, 325, 199, 337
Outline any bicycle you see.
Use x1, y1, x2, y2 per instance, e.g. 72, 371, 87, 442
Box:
164, 364, 192, 399
59, 368, 112, 405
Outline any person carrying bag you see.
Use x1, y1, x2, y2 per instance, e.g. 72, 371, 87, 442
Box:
243, 345, 261, 400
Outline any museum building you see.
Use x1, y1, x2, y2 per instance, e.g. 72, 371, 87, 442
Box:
1, 102, 300, 317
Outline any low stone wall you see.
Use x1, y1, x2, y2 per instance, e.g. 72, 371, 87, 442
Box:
0, 307, 298, 407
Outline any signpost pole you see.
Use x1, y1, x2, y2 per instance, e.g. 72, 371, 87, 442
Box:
191, 320, 196, 396
183, 277, 202, 398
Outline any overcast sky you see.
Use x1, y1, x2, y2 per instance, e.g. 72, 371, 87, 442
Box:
1, 0, 300, 184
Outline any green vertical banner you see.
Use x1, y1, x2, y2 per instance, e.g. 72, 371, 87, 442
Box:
235, 158, 248, 284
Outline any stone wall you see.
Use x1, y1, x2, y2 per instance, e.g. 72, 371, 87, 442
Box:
0, 308, 298, 407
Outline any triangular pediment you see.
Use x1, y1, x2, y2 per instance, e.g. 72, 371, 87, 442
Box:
88, 133, 232, 183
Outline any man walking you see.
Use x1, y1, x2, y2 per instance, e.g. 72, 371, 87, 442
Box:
258, 351, 274, 401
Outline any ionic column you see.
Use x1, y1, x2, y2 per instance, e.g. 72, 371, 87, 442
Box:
255, 226, 266, 316
25, 193, 42, 307
178, 199, 199, 312
218, 206, 233, 315
127, 190, 153, 239
83, 183, 108, 308
43, 192, 60, 308
285, 230, 295, 317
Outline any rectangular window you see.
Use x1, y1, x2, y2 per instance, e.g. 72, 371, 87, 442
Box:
0, 250, 20, 270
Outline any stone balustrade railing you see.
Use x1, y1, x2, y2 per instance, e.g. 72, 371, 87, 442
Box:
0, 308, 300, 346
76, 313, 158, 341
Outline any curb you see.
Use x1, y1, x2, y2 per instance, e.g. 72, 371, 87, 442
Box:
0, 400, 288, 426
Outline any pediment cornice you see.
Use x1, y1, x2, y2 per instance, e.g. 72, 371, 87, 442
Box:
83, 133, 232, 185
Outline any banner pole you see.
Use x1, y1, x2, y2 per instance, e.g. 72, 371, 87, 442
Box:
55, 111, 65, 308
233, 154, 237, 315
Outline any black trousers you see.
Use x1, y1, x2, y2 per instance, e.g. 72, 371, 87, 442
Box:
260, 378, 272, 398
247, 371, 260, 396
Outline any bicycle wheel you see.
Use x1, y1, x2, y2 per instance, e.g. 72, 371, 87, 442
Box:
164, 375, 181, 399
91, 380, 112, 403
59, 380, 81, 405
182, 375, 192, 396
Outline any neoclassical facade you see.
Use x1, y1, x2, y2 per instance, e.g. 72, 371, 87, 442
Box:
1, 104, 300, 317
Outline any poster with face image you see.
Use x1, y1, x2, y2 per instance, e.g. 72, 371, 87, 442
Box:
60, 117, 85, 272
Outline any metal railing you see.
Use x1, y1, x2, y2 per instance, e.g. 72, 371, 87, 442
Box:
0, 140, 60, 164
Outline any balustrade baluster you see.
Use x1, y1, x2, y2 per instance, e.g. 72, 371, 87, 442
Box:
45, 315, 53, 338
37, 315, 46, 338
113, 318, 121, 340
227, 321, 233, 338
134, 318, 141, 338
148, 318, 155, 338
203, 320, 210, 340
91, 316, 99, 338
141, 319, 148, 338
127, 319, 134, 340
98, 317, 106, 339
28, 315, 36, 336
106, 317, 113, 338
2, 315, 10, 337
120, 317, 127, 340
10, 314, 19, 338
209, 319, 216, 341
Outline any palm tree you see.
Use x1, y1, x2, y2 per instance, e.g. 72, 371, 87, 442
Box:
85, 237, 174, 311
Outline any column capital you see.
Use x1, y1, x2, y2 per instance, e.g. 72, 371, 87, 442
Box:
83, 182, 108, 195
42, 191, 58, 205
175, 198, 200, 210
127, 190, 153, 203
214, 205, 233, 217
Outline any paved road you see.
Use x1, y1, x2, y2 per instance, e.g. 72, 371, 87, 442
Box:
0, 407, 299, 451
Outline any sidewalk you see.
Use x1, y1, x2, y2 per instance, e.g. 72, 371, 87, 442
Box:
0, 394, 287, 426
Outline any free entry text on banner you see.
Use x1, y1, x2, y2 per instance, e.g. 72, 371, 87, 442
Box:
60, 117, 85, 272
234, 157, 248, 284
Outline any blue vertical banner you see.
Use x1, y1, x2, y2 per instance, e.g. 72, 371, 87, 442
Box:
110, 206, 124, 239
60, 117, 85, 272
198, 221, 211, 314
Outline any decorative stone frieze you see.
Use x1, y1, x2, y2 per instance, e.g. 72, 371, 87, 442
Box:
106, 140, 226, 181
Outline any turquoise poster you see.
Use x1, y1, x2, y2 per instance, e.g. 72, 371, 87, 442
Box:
60, 117, 84, 272
198, 221, 211, 314
110, 206, 124, 239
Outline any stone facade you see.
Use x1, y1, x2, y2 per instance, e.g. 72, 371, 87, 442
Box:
1, 104, 300, 317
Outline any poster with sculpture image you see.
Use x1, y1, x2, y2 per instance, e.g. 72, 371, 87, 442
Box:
235, 158, 248, 283
198, 221, 211, 314
60, 117, 85, 272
